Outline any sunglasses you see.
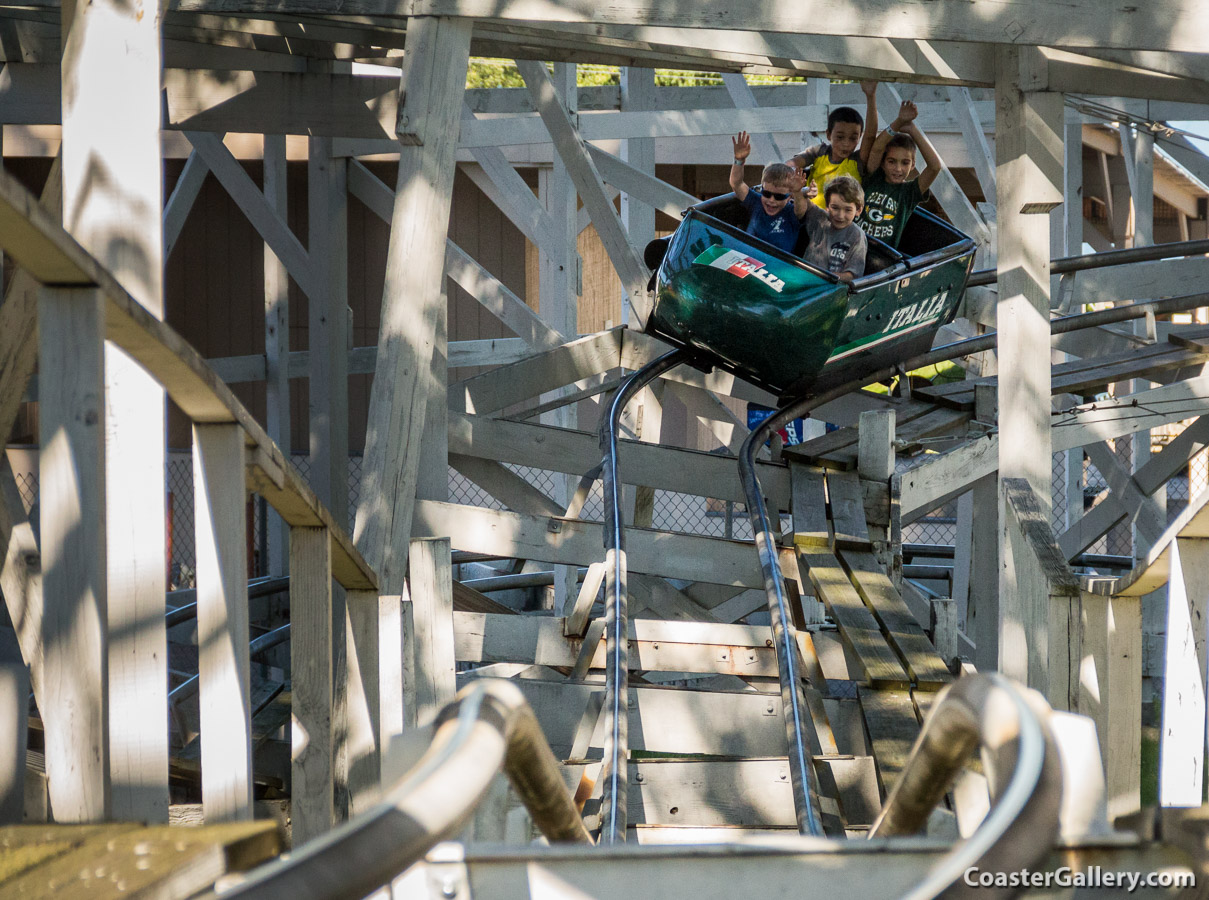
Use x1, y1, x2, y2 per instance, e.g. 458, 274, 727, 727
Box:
761, 189, 790, 201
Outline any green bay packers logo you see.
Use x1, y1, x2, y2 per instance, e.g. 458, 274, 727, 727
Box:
693, 246, 786, 293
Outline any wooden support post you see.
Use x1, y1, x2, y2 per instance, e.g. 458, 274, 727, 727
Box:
1051, 588, 1142, 821
291, 526, 333, 842
344, 589, 381, 815
1123, 122, 1160, 561
307, 134, 351, 821
0, 641, 27, 824
620, 67, 657, 291
857, 410, 895, 484
538, 63, 580, 615
1059, 111, 1086, 538
995, 47, 1062, 686
1002, 477, 1080, 696
929, 598, 958, 666
307, 136, 349, 526
409, 538, 455, 725
1159, 538, 1209, 808
377, 594, 406, 748
353, 17, 470, 598
61, 0, 169, 822
264, 133, 291, 576
38, 285, 108, 822
193, 424, 252, 823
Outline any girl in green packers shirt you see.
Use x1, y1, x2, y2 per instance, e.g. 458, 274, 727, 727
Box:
858, 100, 945, 248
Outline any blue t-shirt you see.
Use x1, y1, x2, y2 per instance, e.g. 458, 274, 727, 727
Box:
741, 189, 801, 253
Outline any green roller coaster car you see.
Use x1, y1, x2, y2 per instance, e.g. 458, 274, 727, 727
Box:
646, 194, 977, 401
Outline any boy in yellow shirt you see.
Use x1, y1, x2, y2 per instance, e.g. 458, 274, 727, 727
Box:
790, 80, 878, 208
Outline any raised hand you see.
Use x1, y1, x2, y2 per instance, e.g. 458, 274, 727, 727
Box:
789, 166, 808, 194
895, 100, 919, 126
860, 79, 879, 96
806, 181, 819, 200
732, 131, 752, 163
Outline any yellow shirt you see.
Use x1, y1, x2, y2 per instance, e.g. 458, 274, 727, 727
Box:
799, 143, 863, 208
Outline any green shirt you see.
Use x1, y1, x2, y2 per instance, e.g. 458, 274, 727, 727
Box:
858, 170, 927, 248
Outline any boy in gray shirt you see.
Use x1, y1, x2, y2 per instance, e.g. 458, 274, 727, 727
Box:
800, 175, 867, 282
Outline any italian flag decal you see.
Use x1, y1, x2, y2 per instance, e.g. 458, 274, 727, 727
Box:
693, 246, 785, 293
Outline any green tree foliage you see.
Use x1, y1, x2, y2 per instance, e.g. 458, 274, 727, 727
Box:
466, 59, 808, 89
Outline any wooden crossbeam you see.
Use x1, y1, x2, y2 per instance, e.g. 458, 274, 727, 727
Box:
448, 411, 790, 505
0, 164, 376, 591
414, 498, 765, 588
517, 57, 651, 326
449, 328, 624, 415
917, 337, 1209, 410
184, 131, 317, 296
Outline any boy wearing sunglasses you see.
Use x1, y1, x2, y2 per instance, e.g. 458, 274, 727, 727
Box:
730, 131, 810, 254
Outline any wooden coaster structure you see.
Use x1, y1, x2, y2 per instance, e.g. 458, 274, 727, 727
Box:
2, 0, 1209, 895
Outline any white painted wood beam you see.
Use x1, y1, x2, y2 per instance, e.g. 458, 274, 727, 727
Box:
588, 145, 699, 221
307, 135, 352, 822
193, 423, 253, 823
447, 411, 788, 507
1159, 537, 1209, 808
409, 537, 456, 726
343, 588, 382, 815
163, 149, 209, 260
619, 66, 659, 254
995, 46, 1062, 512
399, 0, 1209, 55
518, 57, 651, 326
185, 130, 317, 296
61, 0, 169, 823
1084, 441, 1166, 550
349, 158, 563, 350
37, 285, 108, 822
722, 73, 786, 164
353, 16, 470, 595
1060, 417, 1209, 560
263, 132, 291, 576
446, 241, 563, 349
291, 525, 334, 842
413, 499, 765, 588
533, 63, 581, 614
450, 328, 623, 416
1036, 47, 1209, 104
460, 102, 562, 253
946, 86, 995, 200
307, 138, 350, 525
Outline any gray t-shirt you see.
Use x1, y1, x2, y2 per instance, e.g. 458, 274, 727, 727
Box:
801, 203, 867, 278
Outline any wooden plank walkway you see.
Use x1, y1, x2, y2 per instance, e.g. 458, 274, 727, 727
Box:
0, 821, 279, 899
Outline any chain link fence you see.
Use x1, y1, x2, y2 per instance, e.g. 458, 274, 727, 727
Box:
900, 422, 1207, 560
9, 417, 1209, 581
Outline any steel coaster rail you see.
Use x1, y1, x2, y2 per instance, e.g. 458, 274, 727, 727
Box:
220, 679, 591, 900
598, 347, 689, 845
966, 237, 1209, 287
736, 288, 1209, 837
871, 673, 1063, 900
